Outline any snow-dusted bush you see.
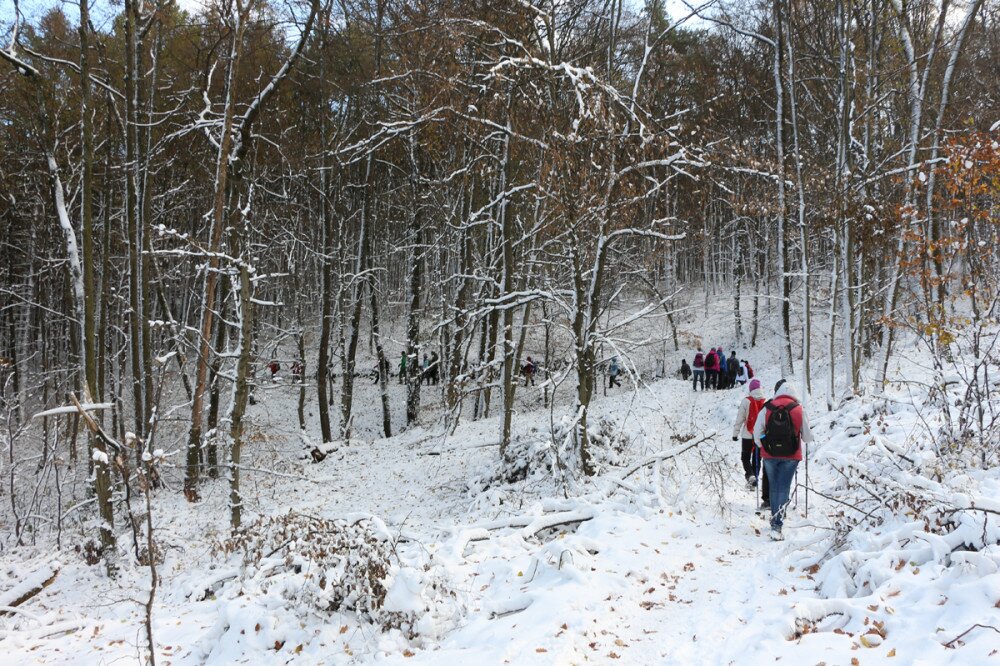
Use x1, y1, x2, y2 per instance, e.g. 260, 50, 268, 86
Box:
790, 346, 1000, 650
221, 512, 392, 621
216, 512, 465, 641
471, 415, 628, 492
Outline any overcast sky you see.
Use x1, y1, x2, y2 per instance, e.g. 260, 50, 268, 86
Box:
3, 0, 705, 39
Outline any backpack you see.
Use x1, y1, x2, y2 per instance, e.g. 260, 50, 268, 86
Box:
762, 399, 800, 457
705, 352, 717, 370
746, 397, 765, 432
694, 353, 704, 368
745, 362, 754, 379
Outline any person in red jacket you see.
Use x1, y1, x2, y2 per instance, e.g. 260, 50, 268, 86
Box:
753, 380, 813, 541
691, 348, 705, 391
732, 378, 767, 493
704, 348, 719, 390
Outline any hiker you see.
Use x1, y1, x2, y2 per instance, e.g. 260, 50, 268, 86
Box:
691, 348, 705, 390
291, 360, 304, 383
733, 378, 767, 496
267, 359, 280, 381
717, 348, 729, 389
734, 360, 748, 386
429, 351, 440, 385
742, 360, 754, 380
704, 348, 719, 390
522, 355, 537, 386
753, 380, 814, 541
398, 351, 407, 384
372, 357, 390, 384
680, 358, 691, 381
608, 357, 622, 388
727, 351, 739, 388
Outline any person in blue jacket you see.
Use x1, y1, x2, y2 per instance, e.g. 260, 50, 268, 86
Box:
717, 348, 728, 389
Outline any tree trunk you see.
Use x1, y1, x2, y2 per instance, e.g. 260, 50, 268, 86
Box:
186, 9, 245, 498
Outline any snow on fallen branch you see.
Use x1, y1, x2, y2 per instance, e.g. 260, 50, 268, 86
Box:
619, 434, 714, 481
0, 563, 60, 613
518, 509, 595, 540
460, 505, 596, 541
0, 618, 89, 642
32, 403, 113, 419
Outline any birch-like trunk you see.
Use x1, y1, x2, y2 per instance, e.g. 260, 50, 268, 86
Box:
186, 7, 244, 497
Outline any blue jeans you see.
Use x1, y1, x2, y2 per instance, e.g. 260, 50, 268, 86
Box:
763, 458, 799, 530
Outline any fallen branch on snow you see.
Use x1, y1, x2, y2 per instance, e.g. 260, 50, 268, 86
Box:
0, 564, 60, 614
619, 434, 714, 480
943, 623, 1000, 648
32, 403, 113, 419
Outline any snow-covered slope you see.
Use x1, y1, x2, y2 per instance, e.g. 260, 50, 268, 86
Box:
1, 330, 998, 665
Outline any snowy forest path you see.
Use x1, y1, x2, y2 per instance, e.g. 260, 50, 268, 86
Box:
392, 380, 814, 664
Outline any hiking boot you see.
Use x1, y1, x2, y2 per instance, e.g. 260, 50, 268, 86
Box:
769, 528, 784, 541
760, 501, 770, 510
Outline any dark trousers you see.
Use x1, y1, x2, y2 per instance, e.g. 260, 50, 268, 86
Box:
706, 370, 718, 389
758, 447, 769, 501
743, 442, 769, 501
741, 438, 755, 478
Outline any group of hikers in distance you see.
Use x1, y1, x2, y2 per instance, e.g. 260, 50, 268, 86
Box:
680, 347, 753, 391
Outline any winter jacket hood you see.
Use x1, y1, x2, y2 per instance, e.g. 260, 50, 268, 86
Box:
775, 382, 799, 400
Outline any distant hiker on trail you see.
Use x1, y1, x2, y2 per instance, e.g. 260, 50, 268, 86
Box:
733, 378, 767, 498
753, 380, 813, 541
429, 351, 440, 385
704, 348, 719, 389
291, 360, 304, 383
742, 360, 754, 379
268, 359, 280, 381
734, 360, 748, 386
522, 356, 537, 386
371, 357, 389, 384
680, 358, 691, 381
398, 351, 407, 384
692, 348, 705, 391
717, 349, 729, 389
727, 351, 738, 388
608, 357, 622, 388
421, 353, 430, 384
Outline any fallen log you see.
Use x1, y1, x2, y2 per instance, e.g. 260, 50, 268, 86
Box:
0, 564, 60, 614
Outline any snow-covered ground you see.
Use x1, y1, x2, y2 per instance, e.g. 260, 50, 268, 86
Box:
2, 304, 999, 665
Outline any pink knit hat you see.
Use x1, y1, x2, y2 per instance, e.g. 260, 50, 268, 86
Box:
749, 378, 761, 392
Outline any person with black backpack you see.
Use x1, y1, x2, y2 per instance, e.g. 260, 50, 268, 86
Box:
753, 380, 813, 541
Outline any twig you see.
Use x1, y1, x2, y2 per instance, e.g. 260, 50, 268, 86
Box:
620, 434, 713, 480
943, 623, 1000, 648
